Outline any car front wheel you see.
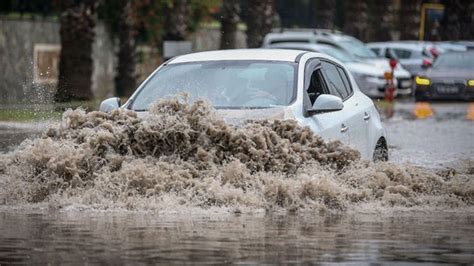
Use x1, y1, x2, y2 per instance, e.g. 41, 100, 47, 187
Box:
373, 138, 388, 162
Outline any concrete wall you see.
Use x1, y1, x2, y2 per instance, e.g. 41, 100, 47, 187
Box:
0, 18, 115, 105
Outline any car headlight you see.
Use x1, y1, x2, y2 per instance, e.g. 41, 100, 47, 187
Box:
415, 76, 430, 86
468, 79, 474, 86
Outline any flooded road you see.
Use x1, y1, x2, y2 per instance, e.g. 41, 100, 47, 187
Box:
384, 101, 474, 168
1, 210, 473, 264
0, 100, 473, 264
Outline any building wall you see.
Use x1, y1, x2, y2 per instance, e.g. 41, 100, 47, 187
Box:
0, 18, 115, 105
0, 18, 246, 105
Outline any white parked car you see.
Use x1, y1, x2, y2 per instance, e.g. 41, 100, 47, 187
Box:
100, 49, 388, 161
262, 30, 413, 95
367, 42, 436, 76
266, 42, 412, 98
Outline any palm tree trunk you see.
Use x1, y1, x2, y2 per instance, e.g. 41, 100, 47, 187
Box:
343, 0, 368, 41
313, 0, 335, 29
399, 0, 421, 40
115, 0, 137, 97
245, 0, 275, 48
55, 0, 96, 102
164, 0, 188, 41
440, 0, 474, 40
220, 0, 240, 49
368, 0, 393, 41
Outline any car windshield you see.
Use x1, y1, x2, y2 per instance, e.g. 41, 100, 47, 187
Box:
432, 52, 474, 69
338, 39, 377, 59
131, 61, 297, 111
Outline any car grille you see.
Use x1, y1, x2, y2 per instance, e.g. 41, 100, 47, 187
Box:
397, 78, 412, 89
432, 82, 466, 95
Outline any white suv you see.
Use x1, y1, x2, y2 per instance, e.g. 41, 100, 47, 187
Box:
100, 49, 388, 161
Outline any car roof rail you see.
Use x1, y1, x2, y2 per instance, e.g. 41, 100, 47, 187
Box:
272, 28, 342, 35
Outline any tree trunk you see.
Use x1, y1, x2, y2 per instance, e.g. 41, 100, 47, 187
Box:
164, 0, 188, 41
245, 0, 275, 48
220, 0, 240, 49
343, 0, 368, 41
439, 0, 474, 40
55, 0, 96, 102
115, 0, 137, 97
399, 0, 421, 40
368, 0, 393, 41
313, 0, 335, 29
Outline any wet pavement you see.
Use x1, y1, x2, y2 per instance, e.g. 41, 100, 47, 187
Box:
383, 101, 474, 168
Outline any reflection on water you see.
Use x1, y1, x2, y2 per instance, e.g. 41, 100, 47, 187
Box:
0, 210, 473, 264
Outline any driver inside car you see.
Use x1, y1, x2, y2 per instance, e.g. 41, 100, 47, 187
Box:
243, 68, 290, 106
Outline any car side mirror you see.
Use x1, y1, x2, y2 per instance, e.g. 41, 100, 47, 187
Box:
307, 94, 343, 115
99, 97, 121, 112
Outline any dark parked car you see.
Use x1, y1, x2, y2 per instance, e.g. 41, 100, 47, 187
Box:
415, 51, 474, 101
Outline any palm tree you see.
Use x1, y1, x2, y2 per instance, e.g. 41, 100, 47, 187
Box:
313, 0, 335, 29
245, 0, 275, 48
439, 0, 474, 40
220, 0, 240, 49
399, 0, 421, 40
115, 0, 137, 97
164, 0, 188, 41
368, 0, 393, 41
55, 0, 96, 102
343, 0, 368, 41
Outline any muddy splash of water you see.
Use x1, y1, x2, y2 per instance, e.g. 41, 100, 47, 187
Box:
0, 97, 472, 213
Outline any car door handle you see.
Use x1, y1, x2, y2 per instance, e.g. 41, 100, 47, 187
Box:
363, 112, 371, 121
340, 124, 349, 133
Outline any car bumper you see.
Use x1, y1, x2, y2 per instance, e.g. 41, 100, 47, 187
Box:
415, 83, 474, 100
357, 78, 412, 98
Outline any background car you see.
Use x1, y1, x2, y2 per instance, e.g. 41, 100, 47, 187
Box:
262, 29, 412, 74
266, 42, 412, 98
414, 51, 474, 101
367, 42, 436, 77
100, 49, 388, 160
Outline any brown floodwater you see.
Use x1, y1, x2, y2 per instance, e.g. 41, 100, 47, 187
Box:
0, 209, 473, 264
0, 99, 473, 264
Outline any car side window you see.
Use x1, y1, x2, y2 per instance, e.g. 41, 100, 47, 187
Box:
392, 48, 412, 59
307, 69, 326, 105
321, 61, 346, 99
371, 47, 380, 56
336, 67, 352, 99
